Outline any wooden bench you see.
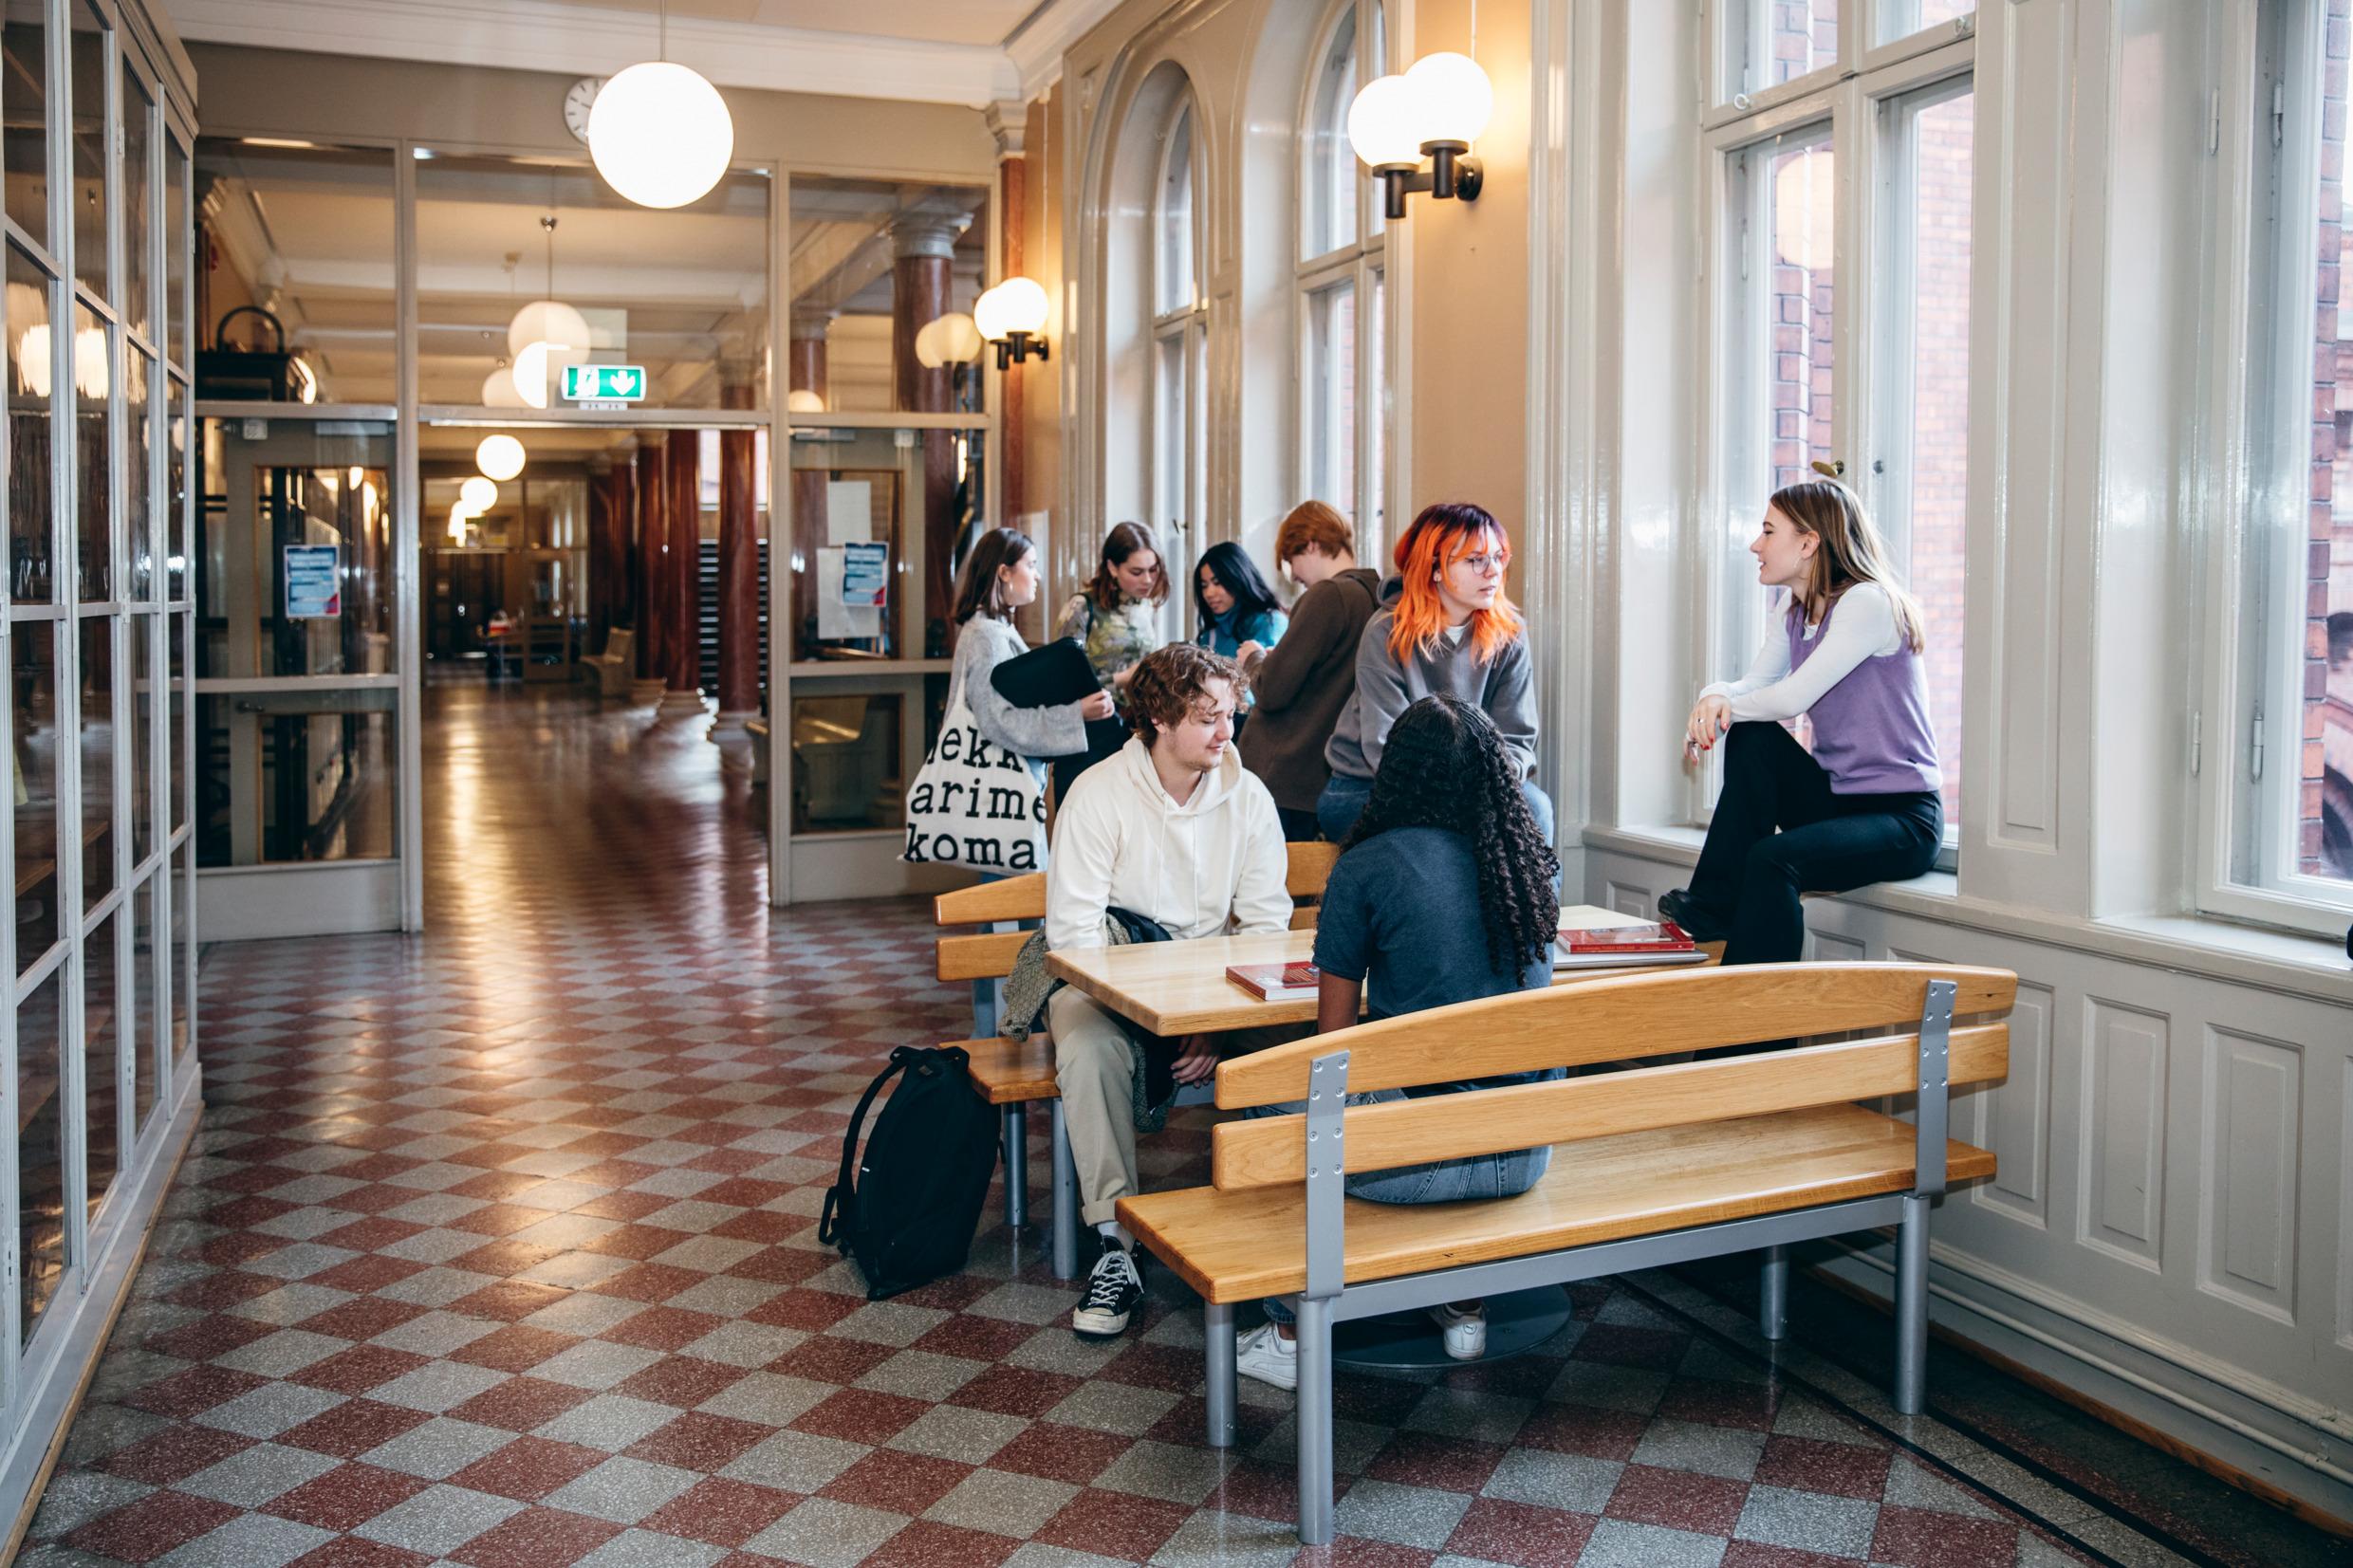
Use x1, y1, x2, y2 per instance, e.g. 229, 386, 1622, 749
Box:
584, 627, 634, 697
1119, 961, 2014, 1545
933, 842, 1340, 1278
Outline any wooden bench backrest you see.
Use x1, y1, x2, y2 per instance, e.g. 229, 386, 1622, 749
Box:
933, 841, 1342, 983
1209, 962, 2015, 1190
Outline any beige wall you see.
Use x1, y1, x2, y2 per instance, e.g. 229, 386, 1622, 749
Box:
188, 43, 997, 175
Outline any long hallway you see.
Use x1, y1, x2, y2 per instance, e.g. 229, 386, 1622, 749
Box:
14, 690, 2344, 1568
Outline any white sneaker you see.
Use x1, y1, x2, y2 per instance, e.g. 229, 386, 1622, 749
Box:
1428, 1301, 1487, 1360
1234, 1322, 1297, 1391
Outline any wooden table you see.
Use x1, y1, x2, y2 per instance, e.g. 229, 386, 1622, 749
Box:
1044, 905, 1708, 1035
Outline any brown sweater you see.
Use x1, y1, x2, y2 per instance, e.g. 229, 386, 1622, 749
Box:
1238, 567, 1382, 812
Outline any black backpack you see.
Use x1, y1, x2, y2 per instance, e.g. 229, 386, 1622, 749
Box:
817, 1045, 1001, 1301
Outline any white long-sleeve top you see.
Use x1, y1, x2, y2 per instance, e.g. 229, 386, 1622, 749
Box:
1700, 583, 1903, 723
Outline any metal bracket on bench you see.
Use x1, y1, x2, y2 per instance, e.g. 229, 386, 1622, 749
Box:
1303, 1049, 1350, 1302
1915, 979, 1955, 1199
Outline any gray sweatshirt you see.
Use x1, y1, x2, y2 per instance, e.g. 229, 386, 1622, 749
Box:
1323, 578, 1540, 782
953, 616, 1090, 784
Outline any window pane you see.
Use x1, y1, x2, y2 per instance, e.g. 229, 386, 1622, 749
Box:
131, 876, 156, 1133
15, 619, 60, 965
10, 245, 57, 603
68, 1, 104, 304
784, 435, 949, 665
131, 611, 154, 864
74, 302, 107, 601
79, 615, 112, 909
166, 386, 186, 600
194, 140, 392, 404
1158, 106, 1195, 316
1875, 0, 1973, 49
1367, 0, 1388, 240
1368, 267, 1387, 547
1307, 280, 1357, 515
84, 909, 119, 1220
167, 138, 187, 369
790, 692, 901, 834
1306, 8, 1360, 258
1887, 88, 1972, 832
120, 63, 149, 340
2302, 8, 2353, 890
125, 348, 151, 599
18, 968, 65, 1344
1729, 0, 1840, 101
195, 690, 395, 866
169, 609, 184, 833
1768, 138, 1836, 490
169, 846, 191, 1066
785, 175, 985, 418
6, 0, 47, 249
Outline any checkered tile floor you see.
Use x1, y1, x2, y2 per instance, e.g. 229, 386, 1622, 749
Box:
13, 686, 2307, 1567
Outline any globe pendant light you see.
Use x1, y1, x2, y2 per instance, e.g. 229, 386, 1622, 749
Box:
508, 299, 590, 360
482, 362, 528, 409
588, 5, 733, 211
972, 279, 1051, 369
476, 434, 527, 482
459, 475, 497, 512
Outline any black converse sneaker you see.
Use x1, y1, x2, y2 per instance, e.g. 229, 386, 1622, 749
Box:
1071, 1235, 1144, 1338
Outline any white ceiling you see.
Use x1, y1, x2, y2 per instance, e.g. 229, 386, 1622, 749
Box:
159, 0, 1121, 107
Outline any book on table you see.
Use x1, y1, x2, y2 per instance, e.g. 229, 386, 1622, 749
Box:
1226, 961, 1321, 1000
1553, 920, 1709, 969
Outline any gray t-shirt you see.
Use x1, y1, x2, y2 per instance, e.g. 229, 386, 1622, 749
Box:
1311, 825, 1554, 1023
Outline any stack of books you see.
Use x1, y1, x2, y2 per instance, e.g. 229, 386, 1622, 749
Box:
1553, 920, 1708, 969
1225, 961, 1322, 1000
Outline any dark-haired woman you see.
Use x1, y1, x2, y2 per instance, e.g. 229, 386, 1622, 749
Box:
1233, 694, 1561, 1392
953, 528, 1115, 799
1054, 522, 1170, 710
1192, 541, 1288, 738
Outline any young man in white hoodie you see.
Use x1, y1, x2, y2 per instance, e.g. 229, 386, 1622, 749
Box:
1045, 642, 1292, 1338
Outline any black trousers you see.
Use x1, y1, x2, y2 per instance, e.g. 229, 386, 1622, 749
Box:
1686, 722, 1942, 966
1275, 805, 1321, 843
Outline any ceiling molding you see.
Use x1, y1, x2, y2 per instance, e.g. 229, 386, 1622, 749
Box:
168, 0, 1024, 106
1005, 0, 1131, 99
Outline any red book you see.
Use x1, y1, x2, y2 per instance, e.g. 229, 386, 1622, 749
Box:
1554, 921, 1709, 969
1226, 961, 1321, 1001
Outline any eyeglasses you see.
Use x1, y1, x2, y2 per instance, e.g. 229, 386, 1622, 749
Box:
1458, 551, 1508, 575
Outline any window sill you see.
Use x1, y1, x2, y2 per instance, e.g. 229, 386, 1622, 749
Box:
1582, 824, 2353, 1007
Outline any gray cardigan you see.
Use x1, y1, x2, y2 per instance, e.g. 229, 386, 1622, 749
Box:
954, 616, 1090, 777
1323, 580, 1540, 782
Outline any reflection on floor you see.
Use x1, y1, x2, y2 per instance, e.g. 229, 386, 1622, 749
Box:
19, 686, 2350, 1567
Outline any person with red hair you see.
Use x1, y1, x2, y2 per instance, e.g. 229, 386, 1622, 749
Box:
1318, 503, 1550, 842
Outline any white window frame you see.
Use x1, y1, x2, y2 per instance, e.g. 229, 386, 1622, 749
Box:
1151, 92, 1206, 643
1295, 0, 1390, 555
2197, 0, 2353, 936
1695, 7, 1975, 863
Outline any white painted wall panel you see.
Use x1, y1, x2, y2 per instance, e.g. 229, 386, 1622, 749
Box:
2199, 1029, 2300, 1324
2081, 999, 2170, 1270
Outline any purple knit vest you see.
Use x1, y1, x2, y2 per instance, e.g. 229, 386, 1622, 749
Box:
1786, 591, 1943, 796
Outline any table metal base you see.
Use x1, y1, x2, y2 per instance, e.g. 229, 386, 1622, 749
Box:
1330, 1285, 1576, 1372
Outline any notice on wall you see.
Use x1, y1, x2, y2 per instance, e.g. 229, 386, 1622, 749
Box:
817, 547, 882, 640
825, 480, 873, 545
284, 544, 341, 618
840, 542, 888, 609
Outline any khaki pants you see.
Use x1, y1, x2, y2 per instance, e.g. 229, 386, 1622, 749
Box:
1047, 987, 1308, 1227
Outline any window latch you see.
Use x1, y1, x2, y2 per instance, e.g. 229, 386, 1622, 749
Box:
2249, 704, 2265, 783
2273, 82, 2287, 150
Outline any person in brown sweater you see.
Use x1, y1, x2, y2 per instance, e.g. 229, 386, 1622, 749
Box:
1239, 503, 1383, 840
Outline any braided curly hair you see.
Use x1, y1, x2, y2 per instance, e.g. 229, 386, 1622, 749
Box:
1343, 695, 1559, 977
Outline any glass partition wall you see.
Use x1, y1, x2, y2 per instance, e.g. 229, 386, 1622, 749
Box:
191, 131, 1001, 915
0, 0, 196, 1530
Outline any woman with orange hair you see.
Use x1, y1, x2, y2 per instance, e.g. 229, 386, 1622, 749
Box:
1318, 503, 1549, 843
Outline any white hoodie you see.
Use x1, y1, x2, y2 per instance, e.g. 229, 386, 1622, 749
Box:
1046, 735, 1293, 951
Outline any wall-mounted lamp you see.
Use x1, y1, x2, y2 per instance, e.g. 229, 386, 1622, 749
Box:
1347, 51, 1494, 220
973, 277, 1051, 369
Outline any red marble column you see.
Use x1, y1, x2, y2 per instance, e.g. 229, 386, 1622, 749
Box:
714, 372, 760, 733
633, 437, 667, 697
893, 217, 958, 658
602, 454, 635, 658
662, 427, 703, 711
789, 311, 830, 659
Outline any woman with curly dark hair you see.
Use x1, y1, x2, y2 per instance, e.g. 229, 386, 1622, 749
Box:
1233, 694, 1562, 1391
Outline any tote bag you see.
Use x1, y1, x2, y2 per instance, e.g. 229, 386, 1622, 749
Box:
899, 675, 1050, 873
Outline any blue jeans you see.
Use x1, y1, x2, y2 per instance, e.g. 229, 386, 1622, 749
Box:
1316, 772, 1557, 846
1254, 1080, 1556, 1325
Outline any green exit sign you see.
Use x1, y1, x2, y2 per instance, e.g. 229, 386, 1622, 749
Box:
563, 364, 646, 402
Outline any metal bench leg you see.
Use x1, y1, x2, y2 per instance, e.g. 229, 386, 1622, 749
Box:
1049, 1100, 1079, 1280
971, 976, 998, 1041
1203, 1300, 1234, 1448
1294, 1294, 1337, 1546
1002, 1106, 1027, 1231
1759, 1244, 1788, 1341
1893, 1193, 1930, 1414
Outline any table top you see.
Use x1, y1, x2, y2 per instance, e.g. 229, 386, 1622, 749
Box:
1043, 904, 1701, 1035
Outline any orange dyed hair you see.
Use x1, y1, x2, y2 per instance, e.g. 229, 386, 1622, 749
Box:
1386, 502, 1524, 665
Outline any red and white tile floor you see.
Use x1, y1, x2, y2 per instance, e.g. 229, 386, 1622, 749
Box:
17, 686, 2334, 1568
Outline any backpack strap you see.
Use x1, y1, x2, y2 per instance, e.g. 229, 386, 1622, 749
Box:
818, 1046, 917, 1249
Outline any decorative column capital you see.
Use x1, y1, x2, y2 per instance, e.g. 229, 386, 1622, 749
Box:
891, 215, 963, 263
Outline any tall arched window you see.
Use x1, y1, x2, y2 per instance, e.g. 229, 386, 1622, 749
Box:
1299, 0, 1388, 550
1151, 94, 1207, 637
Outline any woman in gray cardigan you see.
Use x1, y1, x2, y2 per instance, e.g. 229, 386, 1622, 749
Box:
953, 528, 1116, 790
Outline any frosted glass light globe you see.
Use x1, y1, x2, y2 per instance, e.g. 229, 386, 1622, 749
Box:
1772, 146, 1836, 272
507, 299, 591, 359
482, 365, 528, 408
1404, 52, 1492, 148
17, 322, 49, 397
973, 278, 1049, 342
1346, 74, 1422, 171
72, 324, 107, 399
476, 434, 527, 482
460, 476, 497, 511
588, 61, 734, 210
785, 388, 826, 414
915, 311, 984, 368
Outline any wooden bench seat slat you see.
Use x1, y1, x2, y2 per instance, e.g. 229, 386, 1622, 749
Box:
934, 842, 1341, 932
1121, 1103, 1994, 1303
1214, 963, 2018, 1108
1211, 1024, 2008, 1189
955, 1036, 1058, 1103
